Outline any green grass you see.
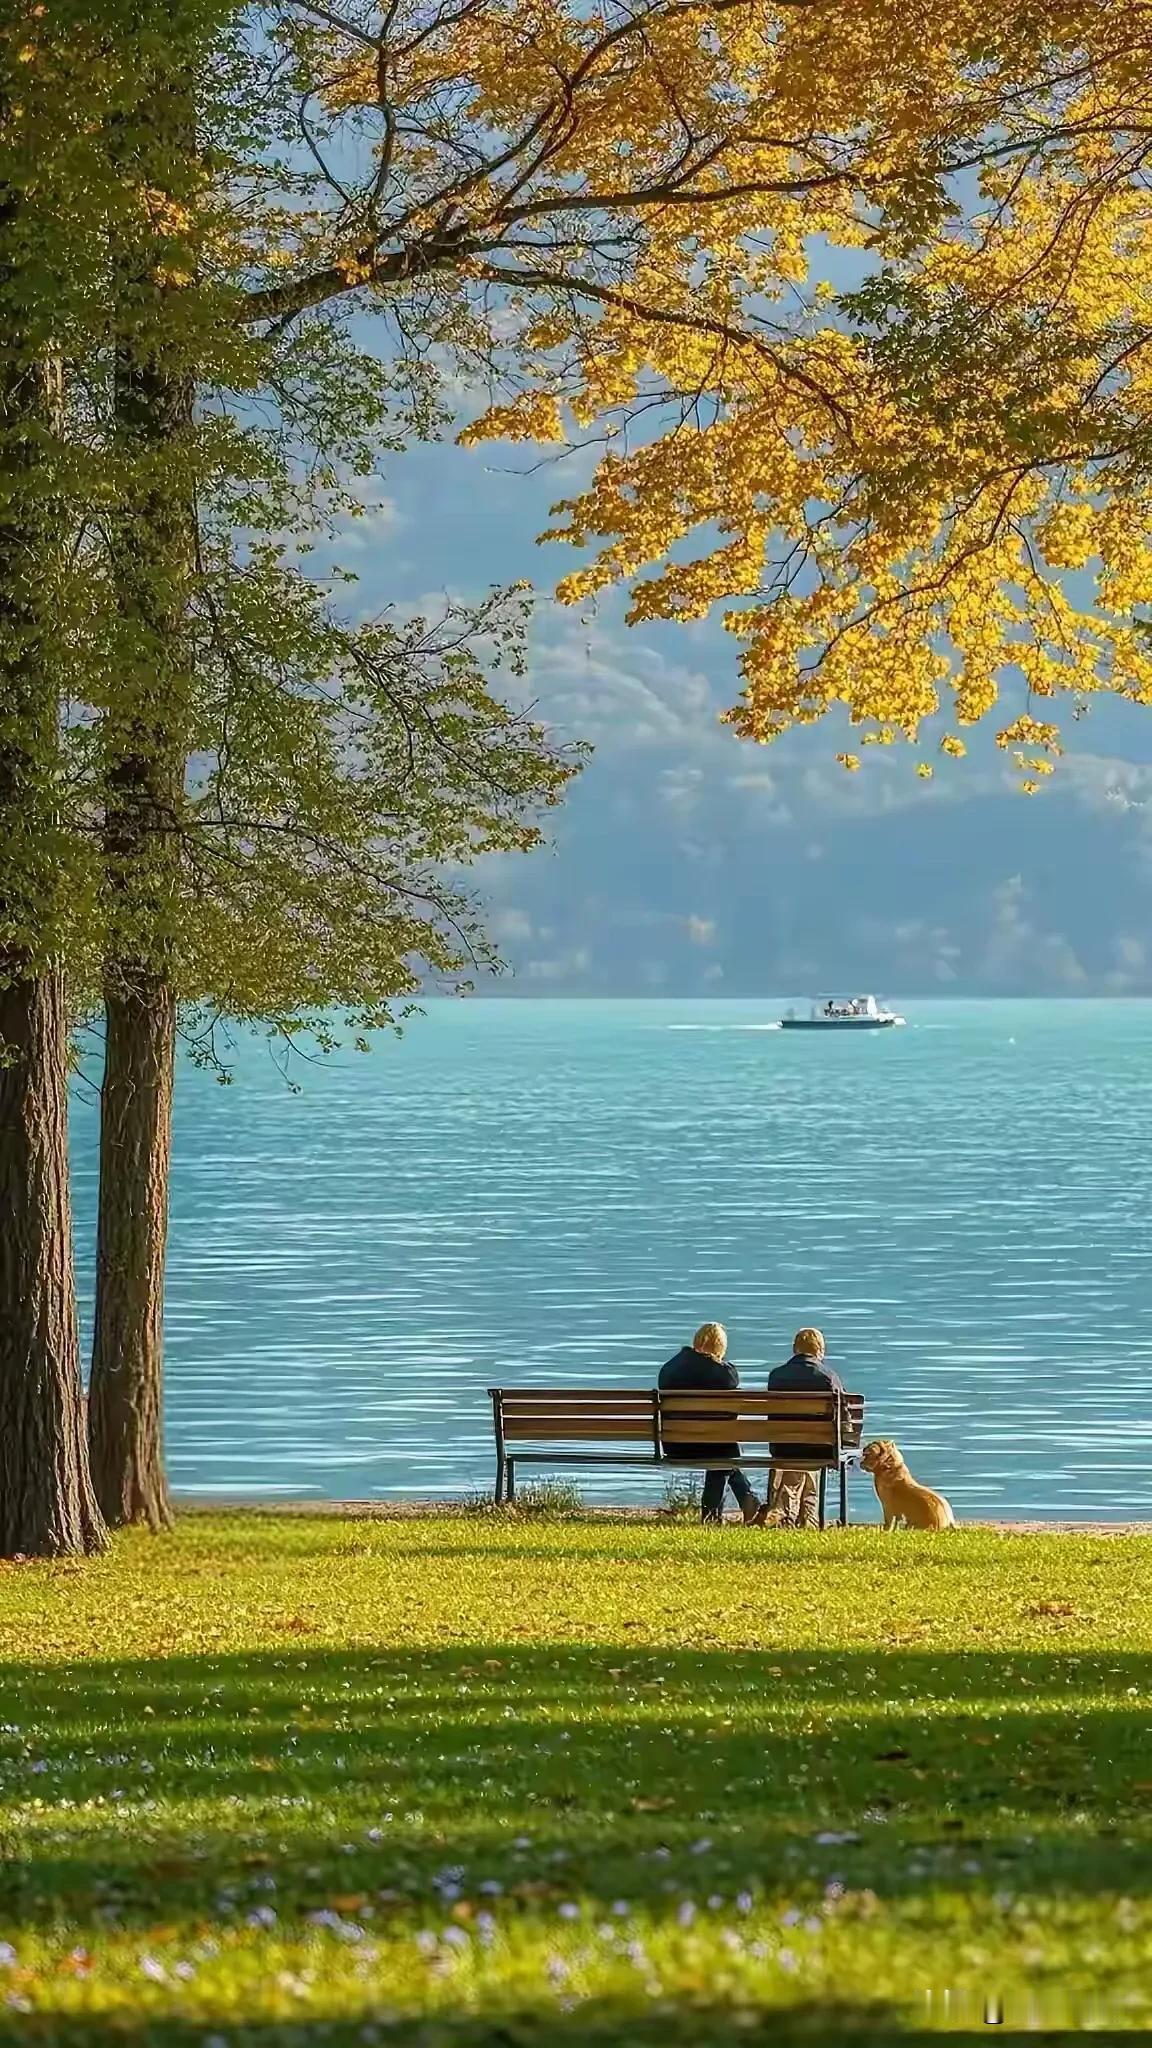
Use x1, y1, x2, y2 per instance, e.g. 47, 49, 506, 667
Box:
2, 1513, 1152, 2042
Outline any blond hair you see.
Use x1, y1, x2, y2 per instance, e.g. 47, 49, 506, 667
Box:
692, 1322, 728, 1361
793, 1326, 825, 1359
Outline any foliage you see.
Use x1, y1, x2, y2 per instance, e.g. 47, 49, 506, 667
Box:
257, 0, 1152, 778
21, 0, 1152, 1003
149, 571, 579, 1038
460, 1479, 586, 1520
1, 1513, 1151, 2039
1, 0, 581, 1017
17, 0, 1152, 1002
508, 1478, 586, 1519
0, 0, 132, 985
660, 1473, 701, 1520
257, 0, 1004, 773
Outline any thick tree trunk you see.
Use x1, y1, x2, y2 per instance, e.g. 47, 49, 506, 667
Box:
0, 159, 106, 1554
87, 78, 196, 1528
0, 972, 105, 1557
88, 971, 175, 1530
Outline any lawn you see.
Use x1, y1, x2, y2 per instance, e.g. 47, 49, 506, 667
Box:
2, 1512, 1152, 2043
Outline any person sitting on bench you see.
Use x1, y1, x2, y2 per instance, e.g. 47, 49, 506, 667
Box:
658, 1322, 761, 1525
757, 1325, 843, 1529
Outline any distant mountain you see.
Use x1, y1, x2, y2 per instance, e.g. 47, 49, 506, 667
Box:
475, 645, 1152, 994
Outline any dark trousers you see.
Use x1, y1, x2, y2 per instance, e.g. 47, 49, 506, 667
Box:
701, 1466, 754, 1522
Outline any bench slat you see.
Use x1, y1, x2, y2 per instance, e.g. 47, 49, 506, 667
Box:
662, 1419, 838, 1445
491, 1389, 655, 1403
511, 1451, 843, 1469
499, 1400, 656, 1416
502, 1419, 658, 1441
507, 1452, 664, 1466
658, 1391, 837, 1412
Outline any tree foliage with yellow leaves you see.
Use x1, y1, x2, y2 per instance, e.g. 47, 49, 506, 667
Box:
266, 0, 1152, 780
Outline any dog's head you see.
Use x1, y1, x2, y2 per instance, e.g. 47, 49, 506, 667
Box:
861, 1438, 903, 1476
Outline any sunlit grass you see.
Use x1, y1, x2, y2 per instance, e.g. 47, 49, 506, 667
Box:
1, 1514, 1151, 2040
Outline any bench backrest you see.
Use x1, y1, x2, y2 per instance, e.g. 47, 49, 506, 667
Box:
492, 1390, 661, 1450
660, 1389, 844, 1452
490, 1388, 863, 1455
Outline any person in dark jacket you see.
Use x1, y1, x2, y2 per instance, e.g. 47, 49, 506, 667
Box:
659, 1322, 761, 1525
760, 1326, 844, 1528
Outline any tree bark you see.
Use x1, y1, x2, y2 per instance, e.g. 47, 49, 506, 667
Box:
87, 77, 196, 1529
88, 972, 175, 1530
0, 178, 106, 1554
0, 971, 106, 1557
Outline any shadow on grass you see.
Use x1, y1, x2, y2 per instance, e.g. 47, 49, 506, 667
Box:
2, 1644, 1151, 1938
0, 1996, 1126, 2047
0, 1997, 942, 2048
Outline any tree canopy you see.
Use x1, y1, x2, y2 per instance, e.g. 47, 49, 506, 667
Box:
256, 0, 1152, 783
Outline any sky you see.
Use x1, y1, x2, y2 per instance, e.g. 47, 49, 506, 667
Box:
345, 428, 1152, 999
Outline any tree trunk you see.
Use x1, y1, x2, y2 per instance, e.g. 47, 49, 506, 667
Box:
0, 973, 106, 1558
87, 76, 196, 1528
0, 147, 106, 1554
88, 972, 175, 1530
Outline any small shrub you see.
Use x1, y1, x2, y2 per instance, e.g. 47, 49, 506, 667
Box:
457, 1482, 585, 1519
660, 1473, 700, 1520
509, 1478, 585, 1520
457, 1489, 504, 1517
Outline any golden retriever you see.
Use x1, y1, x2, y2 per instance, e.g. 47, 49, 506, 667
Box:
860, 1440, 954, 1531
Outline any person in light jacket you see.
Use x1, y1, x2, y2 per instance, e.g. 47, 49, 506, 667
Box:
759, 1326, 843, 1529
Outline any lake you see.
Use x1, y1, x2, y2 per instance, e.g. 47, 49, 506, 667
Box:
71, 999, 1152, 1520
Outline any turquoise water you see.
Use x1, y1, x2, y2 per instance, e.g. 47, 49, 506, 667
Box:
71, 999, 1152, 1520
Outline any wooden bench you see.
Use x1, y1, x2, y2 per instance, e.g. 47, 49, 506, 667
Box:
488, 1387, 865, 1527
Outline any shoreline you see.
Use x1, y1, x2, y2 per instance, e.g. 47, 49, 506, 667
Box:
177, 1497, 1152, 1534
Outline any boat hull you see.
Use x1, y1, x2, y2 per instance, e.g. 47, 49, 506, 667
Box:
780, 1017, 902, 1030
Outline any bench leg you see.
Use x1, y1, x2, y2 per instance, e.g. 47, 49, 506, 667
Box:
839, 1462, 848, 1529
495, 1453, 507, 1505
818, 1468, 827, 1531
506, 1459, 516, 1504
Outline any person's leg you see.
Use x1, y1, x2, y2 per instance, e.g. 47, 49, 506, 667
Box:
796, 1471, 819, 1530
766, 1468, 805, 1527
725, 1467, 760, 1522
700, 1469, 727, 1522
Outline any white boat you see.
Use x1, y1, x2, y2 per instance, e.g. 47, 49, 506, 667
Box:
779, 994, 906, 1031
